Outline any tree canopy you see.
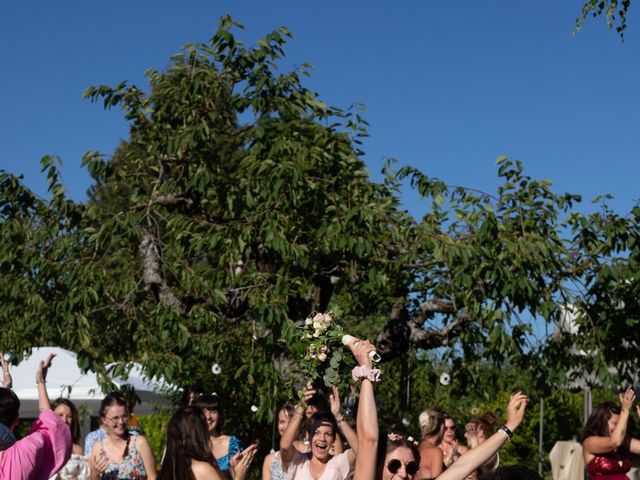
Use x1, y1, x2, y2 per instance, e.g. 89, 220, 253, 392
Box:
1, 15, 639, 421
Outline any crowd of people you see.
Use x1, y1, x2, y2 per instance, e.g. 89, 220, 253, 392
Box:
0, 341, 637, 480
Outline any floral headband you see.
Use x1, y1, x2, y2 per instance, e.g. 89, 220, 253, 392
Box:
387, 432, 419, 447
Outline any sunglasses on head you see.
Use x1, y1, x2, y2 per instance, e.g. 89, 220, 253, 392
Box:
386, 459, 419, 476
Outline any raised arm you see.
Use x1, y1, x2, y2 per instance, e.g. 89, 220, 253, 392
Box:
439, 392, 528, 480
330, 384, 358, 455
280, 388, 313, 467
584, 389, 635, 456
36, 353, 56, 412
1, 352, 12, 388
348, 338, 379, 480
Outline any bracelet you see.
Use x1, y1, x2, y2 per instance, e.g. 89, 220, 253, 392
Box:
336, 416, 344, 423
351, 366, 382, 382
498, 425, 513, 440
36, 380, 46, 385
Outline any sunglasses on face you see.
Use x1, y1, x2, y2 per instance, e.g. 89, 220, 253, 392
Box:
444, 426, 456, 431
386, 459, 420, 476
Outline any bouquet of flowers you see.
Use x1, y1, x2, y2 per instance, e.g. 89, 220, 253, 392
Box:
298, 311, 345, 388
295, 311, 381, 388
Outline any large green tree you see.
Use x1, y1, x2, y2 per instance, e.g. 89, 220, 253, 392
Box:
1, 15, 638, 427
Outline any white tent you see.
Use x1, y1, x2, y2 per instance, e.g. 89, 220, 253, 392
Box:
10, 347, 171, 417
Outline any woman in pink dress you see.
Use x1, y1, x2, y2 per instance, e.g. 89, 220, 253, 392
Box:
581, 389, 640, 480
0, 353, 72, 480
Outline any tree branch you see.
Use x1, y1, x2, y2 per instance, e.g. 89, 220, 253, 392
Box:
375, 296, 471, 361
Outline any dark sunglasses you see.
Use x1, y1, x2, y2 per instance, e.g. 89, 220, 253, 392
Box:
386, 459, 420, 476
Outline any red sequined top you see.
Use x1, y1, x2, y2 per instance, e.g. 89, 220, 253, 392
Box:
586, 453, 630, 480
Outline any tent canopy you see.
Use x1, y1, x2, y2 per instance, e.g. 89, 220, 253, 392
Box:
10, 347, 171, 417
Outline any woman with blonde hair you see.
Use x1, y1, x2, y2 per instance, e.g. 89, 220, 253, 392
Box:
417, 409, 445, 479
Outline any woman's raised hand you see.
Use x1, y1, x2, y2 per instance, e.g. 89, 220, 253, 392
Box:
620, 388, 636, 412
36, 353, 56, 383
345, 337, 376, 368
0, 352, 12, 388
505, 391, 529, 431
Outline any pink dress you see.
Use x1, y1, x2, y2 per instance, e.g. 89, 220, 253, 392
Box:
0, 410, 71, 480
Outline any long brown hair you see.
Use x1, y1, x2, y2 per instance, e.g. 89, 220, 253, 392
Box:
376, 432, 421, 480
580, 400, 633, 455
158, 406, 220, 480
51, 398, 81, 444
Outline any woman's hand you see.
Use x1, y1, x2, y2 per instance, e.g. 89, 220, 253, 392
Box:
89, 453, 108, 479
36, 353, 56, 383
620, 388, 635, 412
1, 352, 12, 389
298, 386, 316, 410
329, 385, 342, 418
504, 391, 529, 432
230, 443, 258, 480
346, 337, 376, 368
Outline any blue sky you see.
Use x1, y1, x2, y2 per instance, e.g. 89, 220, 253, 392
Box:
1, 1, 638, 217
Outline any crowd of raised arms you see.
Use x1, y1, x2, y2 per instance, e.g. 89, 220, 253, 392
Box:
0, 340, 637, 480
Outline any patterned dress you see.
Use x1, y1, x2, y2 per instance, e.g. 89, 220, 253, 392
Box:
99, 436, 148, 480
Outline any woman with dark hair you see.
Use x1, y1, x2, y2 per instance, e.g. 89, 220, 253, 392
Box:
159, 406, 219, 480
440, 415, 468, 469
158, 406, 256, 480
89, 393, 157, 479
417, 409, 445, 479
376, 433, 421, 480
0, 353, 72, 480
581, 388, 640, 479
193, 395, 241, 477
280, 386, 358, 480
50, 398, 89, 480
182, 385, 204, 407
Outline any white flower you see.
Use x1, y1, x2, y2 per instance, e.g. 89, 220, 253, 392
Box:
251, 405, 259, 413
402, 417, 410, 427
211, 363, 222, 375
439, 372, 451, 386
317, 353, 328, 362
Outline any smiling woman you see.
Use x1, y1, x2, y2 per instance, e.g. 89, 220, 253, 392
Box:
193, 394, 243, 478
89, 394, 157, 480
280, 388, 358, 480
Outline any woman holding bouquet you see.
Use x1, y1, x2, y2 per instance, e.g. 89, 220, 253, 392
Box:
340, 338, 529, 480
